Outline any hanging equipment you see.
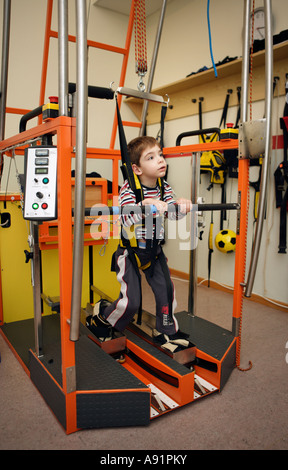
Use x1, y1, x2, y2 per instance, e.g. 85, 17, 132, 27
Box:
199, 97, 226, 189
221, 87, 241, 179
274, 73, 288, 253
197, 94, 229, 284
207, 210, 214, 287
249, 77, 279, 224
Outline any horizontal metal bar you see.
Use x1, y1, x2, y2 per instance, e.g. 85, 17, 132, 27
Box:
116, 86, 168, 105
82, 202, 240, 217
68, 82, 114, 100
176, 128, 220, 146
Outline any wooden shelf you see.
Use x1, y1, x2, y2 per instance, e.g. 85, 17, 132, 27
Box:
126, 41, 288, 125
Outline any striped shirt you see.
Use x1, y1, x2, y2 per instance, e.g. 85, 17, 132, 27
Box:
119, 179, 180, 241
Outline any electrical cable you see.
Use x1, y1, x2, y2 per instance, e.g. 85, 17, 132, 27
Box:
207, 0, 217, 78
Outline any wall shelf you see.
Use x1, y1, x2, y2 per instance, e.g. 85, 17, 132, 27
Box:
126, 41, 288, 125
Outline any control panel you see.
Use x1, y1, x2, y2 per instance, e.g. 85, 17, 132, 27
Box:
24, 146, 57, 221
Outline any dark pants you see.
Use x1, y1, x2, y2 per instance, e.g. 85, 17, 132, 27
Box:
102, 245, 179, 335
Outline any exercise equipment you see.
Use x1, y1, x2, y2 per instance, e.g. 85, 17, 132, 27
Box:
274, 74, 288, 253
243, 0, 273, 298
0, 0, 274, 434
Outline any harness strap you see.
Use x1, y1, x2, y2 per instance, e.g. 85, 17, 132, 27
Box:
124, 242, 143, 325
157, 247, 174, 323
116, 96, 143, 202
159, 104, 168, 149
278, 186, 288, 253
235, 87, 241, 129
208, 213, 214, 287
276, 115, 288, 253
219, 89, 232, 129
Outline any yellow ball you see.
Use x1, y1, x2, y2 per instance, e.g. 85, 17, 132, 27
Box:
215, 229, 236, 253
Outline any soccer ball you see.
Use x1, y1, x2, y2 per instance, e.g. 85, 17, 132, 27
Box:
215, 229, 236, 253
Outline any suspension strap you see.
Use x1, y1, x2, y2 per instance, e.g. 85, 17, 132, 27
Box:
116, 96, 143, 202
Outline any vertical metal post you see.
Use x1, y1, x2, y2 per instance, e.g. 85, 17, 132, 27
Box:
58, 0, 69, 116
232, 0, 251, 342
245, 0, 273, 297
139, 0, 167, 136
30, 222, 43, 357
188, 152, 200, 315
0, 0, 11, 140
70, 0, 87, 341
241, 0, 251, 124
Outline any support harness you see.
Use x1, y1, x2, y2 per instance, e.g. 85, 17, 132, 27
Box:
115, 97, 174, 325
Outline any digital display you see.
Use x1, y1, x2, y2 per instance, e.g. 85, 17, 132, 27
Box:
35, 149, 49, 156
35, 167, 48, 174
35, 157, 49, 166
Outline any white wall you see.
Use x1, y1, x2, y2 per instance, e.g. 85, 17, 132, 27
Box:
143, 0, 288, 306
0, 0, 287, 304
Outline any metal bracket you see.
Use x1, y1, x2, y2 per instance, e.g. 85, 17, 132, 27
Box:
116, 86, 169, 106
238, 119, 266, 159
66, 366, 76, 393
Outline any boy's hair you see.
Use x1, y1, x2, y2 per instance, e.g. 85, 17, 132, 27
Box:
127, 136, 160, 166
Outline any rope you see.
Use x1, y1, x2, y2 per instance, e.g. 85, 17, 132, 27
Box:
134, 0, 147, 76
236, 0, 255, 373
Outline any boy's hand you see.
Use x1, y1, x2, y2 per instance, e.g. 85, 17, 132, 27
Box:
176, 198, 193, 214
141, 198, 168, 214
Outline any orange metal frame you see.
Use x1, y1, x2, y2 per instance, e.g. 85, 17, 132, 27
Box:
38, 179, 108, 250
0, 0, 138, 433
163, 139, 248, 370
0, 0, 249, 434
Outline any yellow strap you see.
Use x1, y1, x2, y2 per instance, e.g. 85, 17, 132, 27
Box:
134, 173, 142, 190
119, 240, 152, 270
209, 223, 214, 250
134, 253, 151, 270
254, 191, 259, 220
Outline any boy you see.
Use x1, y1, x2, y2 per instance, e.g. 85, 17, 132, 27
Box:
91, 136, 192, 351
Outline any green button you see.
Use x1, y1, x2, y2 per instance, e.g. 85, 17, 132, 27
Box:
43, 177, 49, 184
32, 203, 39, 210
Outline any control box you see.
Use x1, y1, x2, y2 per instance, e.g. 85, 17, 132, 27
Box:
23, 146, 57, 221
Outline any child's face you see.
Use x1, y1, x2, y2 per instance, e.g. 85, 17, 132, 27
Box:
132, 144, 166, 187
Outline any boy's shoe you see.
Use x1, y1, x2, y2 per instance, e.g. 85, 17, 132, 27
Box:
86, 299, 112, 341
152, 329, 190, 353
168, 330, 190, 340
93, 299, 111, 324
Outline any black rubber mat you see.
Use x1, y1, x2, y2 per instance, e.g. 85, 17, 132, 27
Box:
176, 311, 235, 360
0, 314, 60, 368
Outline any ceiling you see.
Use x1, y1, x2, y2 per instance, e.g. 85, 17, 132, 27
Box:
93, 0, 170, 17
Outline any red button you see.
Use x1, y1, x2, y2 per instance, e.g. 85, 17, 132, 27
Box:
41, 203, 48, 210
